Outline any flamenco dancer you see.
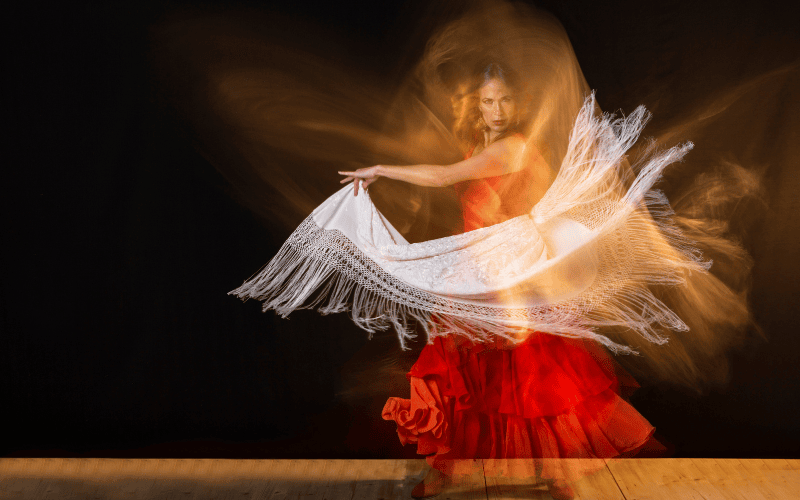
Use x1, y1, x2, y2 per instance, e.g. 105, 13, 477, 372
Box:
339, 63, 655, 499
229, 5, 751, 500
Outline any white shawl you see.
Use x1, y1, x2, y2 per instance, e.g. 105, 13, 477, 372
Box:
230, 94, 705, 353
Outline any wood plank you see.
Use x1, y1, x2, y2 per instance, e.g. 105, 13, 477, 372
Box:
605, 458, 658, 499
484, 459, 625, 500
436, 459, 488, 500
300, 459, 354, 500
351, 459, 429, 500
571, 462, 626, 500
2, 458, 798, 500
606, 458, 711, 500
225, 459, 283, 500
735, 459, 800, 500
689, 458, 756, 500
605, 458, 800, 500
385, 460, 431, 499
711, 458, 775, 500
740, 459, 785, 500
670, 459, 730, 500
484, 462, 547, 500
758, 458, 800, 496
218, 458, 283, 500
0, 458, 309, 500
265, 459, 313, 500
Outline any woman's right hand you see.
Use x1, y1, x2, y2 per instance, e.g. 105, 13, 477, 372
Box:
338, 165, 382, 196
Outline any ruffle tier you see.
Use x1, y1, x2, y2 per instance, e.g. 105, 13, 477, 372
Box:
382, 332, 656, 481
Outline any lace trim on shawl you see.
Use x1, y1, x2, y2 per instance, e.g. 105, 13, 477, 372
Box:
230, 94, 709, 354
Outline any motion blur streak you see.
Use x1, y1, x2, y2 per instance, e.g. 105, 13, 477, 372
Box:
152, 1, 798, 394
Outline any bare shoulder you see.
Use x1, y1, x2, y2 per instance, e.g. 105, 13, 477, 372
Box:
484, 134, 526, 158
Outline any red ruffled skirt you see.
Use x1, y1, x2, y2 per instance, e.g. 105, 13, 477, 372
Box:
382, 332, 657, 481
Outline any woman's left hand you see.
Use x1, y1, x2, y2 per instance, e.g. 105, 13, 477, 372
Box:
338, 166, 382, 196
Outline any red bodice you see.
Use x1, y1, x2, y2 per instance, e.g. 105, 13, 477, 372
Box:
452, 140, 535, 233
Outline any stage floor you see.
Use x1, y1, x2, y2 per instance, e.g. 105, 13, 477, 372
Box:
1, 458, 797, 499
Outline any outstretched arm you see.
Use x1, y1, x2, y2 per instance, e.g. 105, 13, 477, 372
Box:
339, 136, 529, 196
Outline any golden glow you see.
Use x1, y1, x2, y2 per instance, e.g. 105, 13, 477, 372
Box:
150, 0, 791, 390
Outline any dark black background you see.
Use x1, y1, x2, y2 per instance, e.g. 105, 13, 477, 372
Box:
5, 0, 799, 458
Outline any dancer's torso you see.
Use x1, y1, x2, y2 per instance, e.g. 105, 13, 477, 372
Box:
452, 136, 534, 233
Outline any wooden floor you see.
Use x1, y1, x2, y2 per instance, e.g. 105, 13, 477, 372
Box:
1, 458, 798, 499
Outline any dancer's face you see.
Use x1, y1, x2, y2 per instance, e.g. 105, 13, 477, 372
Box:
479, 78, 516, 138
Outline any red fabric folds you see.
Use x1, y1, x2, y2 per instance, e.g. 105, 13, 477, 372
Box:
382, 332, 656, 480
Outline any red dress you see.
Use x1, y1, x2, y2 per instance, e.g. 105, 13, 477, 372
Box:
381, 148, 657, 481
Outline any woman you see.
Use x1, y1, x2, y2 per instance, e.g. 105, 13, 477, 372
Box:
227, 4, 754, 495
339, 63, 656, 499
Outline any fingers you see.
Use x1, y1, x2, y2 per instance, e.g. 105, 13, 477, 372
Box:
340, 178, 374, 196
338, 168, 379, 196
338, 167, 378, 178
357, 178, 368, 196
